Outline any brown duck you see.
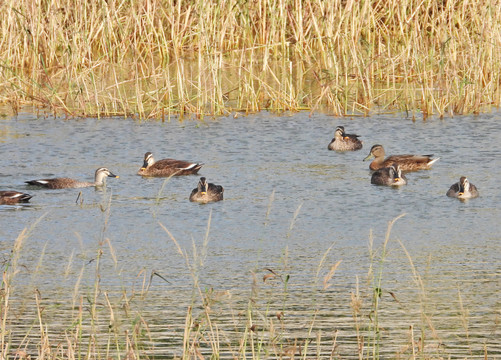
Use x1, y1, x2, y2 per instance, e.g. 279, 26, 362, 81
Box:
446, 176, 479, 199
25, 167, 118, 189
328, 126, 363, 151
363, 144, 439, 171
137, 152, 203, 177
371, 163, 408, 186
0, 191, 33, 204
189, 177, 224, 203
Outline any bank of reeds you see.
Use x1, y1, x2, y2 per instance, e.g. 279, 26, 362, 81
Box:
0, 0, 500, 119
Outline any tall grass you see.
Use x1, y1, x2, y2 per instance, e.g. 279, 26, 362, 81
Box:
0, 0, 500, 119
1, 206, 497, 359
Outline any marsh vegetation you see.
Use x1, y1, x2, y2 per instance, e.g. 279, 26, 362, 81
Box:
1, 0, 500, 119
3, 210, 499, 360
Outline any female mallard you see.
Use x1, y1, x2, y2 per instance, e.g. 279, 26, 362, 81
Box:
363, 144, 439, 171
137, 152, 203, 177
0, 191, 33, 204
328, 126, 363, 151
189, 177, 224, 203
371, 164, 407, 186
25, 167, 118, 189
446, 177, 479, 199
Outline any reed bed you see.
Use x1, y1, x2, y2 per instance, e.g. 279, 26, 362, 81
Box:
2, 206, 500, 359
0, 0, 500, 119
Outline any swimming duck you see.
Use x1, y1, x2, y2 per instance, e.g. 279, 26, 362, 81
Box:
0, 191, 33, 204
25, 167, 118, 189
189, 177, 224, 203
446, 176, 479, 199
363, 144, 439, 171
371, 164, 408, 186
137, 152, 203, 177
328, 126, 363, 151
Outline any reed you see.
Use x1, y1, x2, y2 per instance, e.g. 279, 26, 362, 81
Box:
1, 204, 497, 360
366, 214, 406, 359
0, 0, 500, 119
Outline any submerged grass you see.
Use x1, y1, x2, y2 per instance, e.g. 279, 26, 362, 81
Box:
1, 197, 499, 359
0, 0, 500, 119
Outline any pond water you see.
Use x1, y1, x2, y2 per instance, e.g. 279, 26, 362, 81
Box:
1, 111, 500, 358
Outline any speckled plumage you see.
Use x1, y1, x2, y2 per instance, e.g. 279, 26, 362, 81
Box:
25, 167, 118, 189
137, 152, 203, 177
328, 126, 363, 151
189, 177, 224, 203
446, 177, 479, 199
363, 144, 439, 171
371, 164, 407, 186
0, 191, 33, 204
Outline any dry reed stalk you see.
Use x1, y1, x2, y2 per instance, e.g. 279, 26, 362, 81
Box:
0, 0, 500, 118
2, 206, 498, 359
397, 239, 447, 358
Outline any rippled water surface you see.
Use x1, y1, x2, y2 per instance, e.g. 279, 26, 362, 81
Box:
1, 111, 500, 358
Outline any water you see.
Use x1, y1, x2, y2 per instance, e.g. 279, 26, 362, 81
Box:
1, 111, 500, 358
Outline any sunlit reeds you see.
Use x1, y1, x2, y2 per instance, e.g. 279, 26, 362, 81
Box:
0, 0, 500, 119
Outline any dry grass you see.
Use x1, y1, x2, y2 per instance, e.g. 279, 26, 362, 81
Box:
2, 201, 497, 360
0, 0, 500, 119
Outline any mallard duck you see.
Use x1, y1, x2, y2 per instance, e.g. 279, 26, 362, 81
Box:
446, 177, 479, 199
189, 177, 224, 203
363, 144, 439, 171
0, 191, 33, 204
25, 167, 118, 189
328, 126, 363, 151
137, 152, 203, 177
371, 164, 407, 186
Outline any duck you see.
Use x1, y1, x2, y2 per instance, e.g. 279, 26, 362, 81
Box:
371, 164, 408, 186
446, 176, 479, 199
363, 144, 439, 171
189, 177, 224, 203
137, 152, 203, 177
0, 191, 33, 204
328, 126, 363, 151
25, 167, 118, 189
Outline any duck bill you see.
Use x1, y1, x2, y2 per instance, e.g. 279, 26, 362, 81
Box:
363, 153, 374, 161
200, 191, 207, 195
108, 172, 119, 178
